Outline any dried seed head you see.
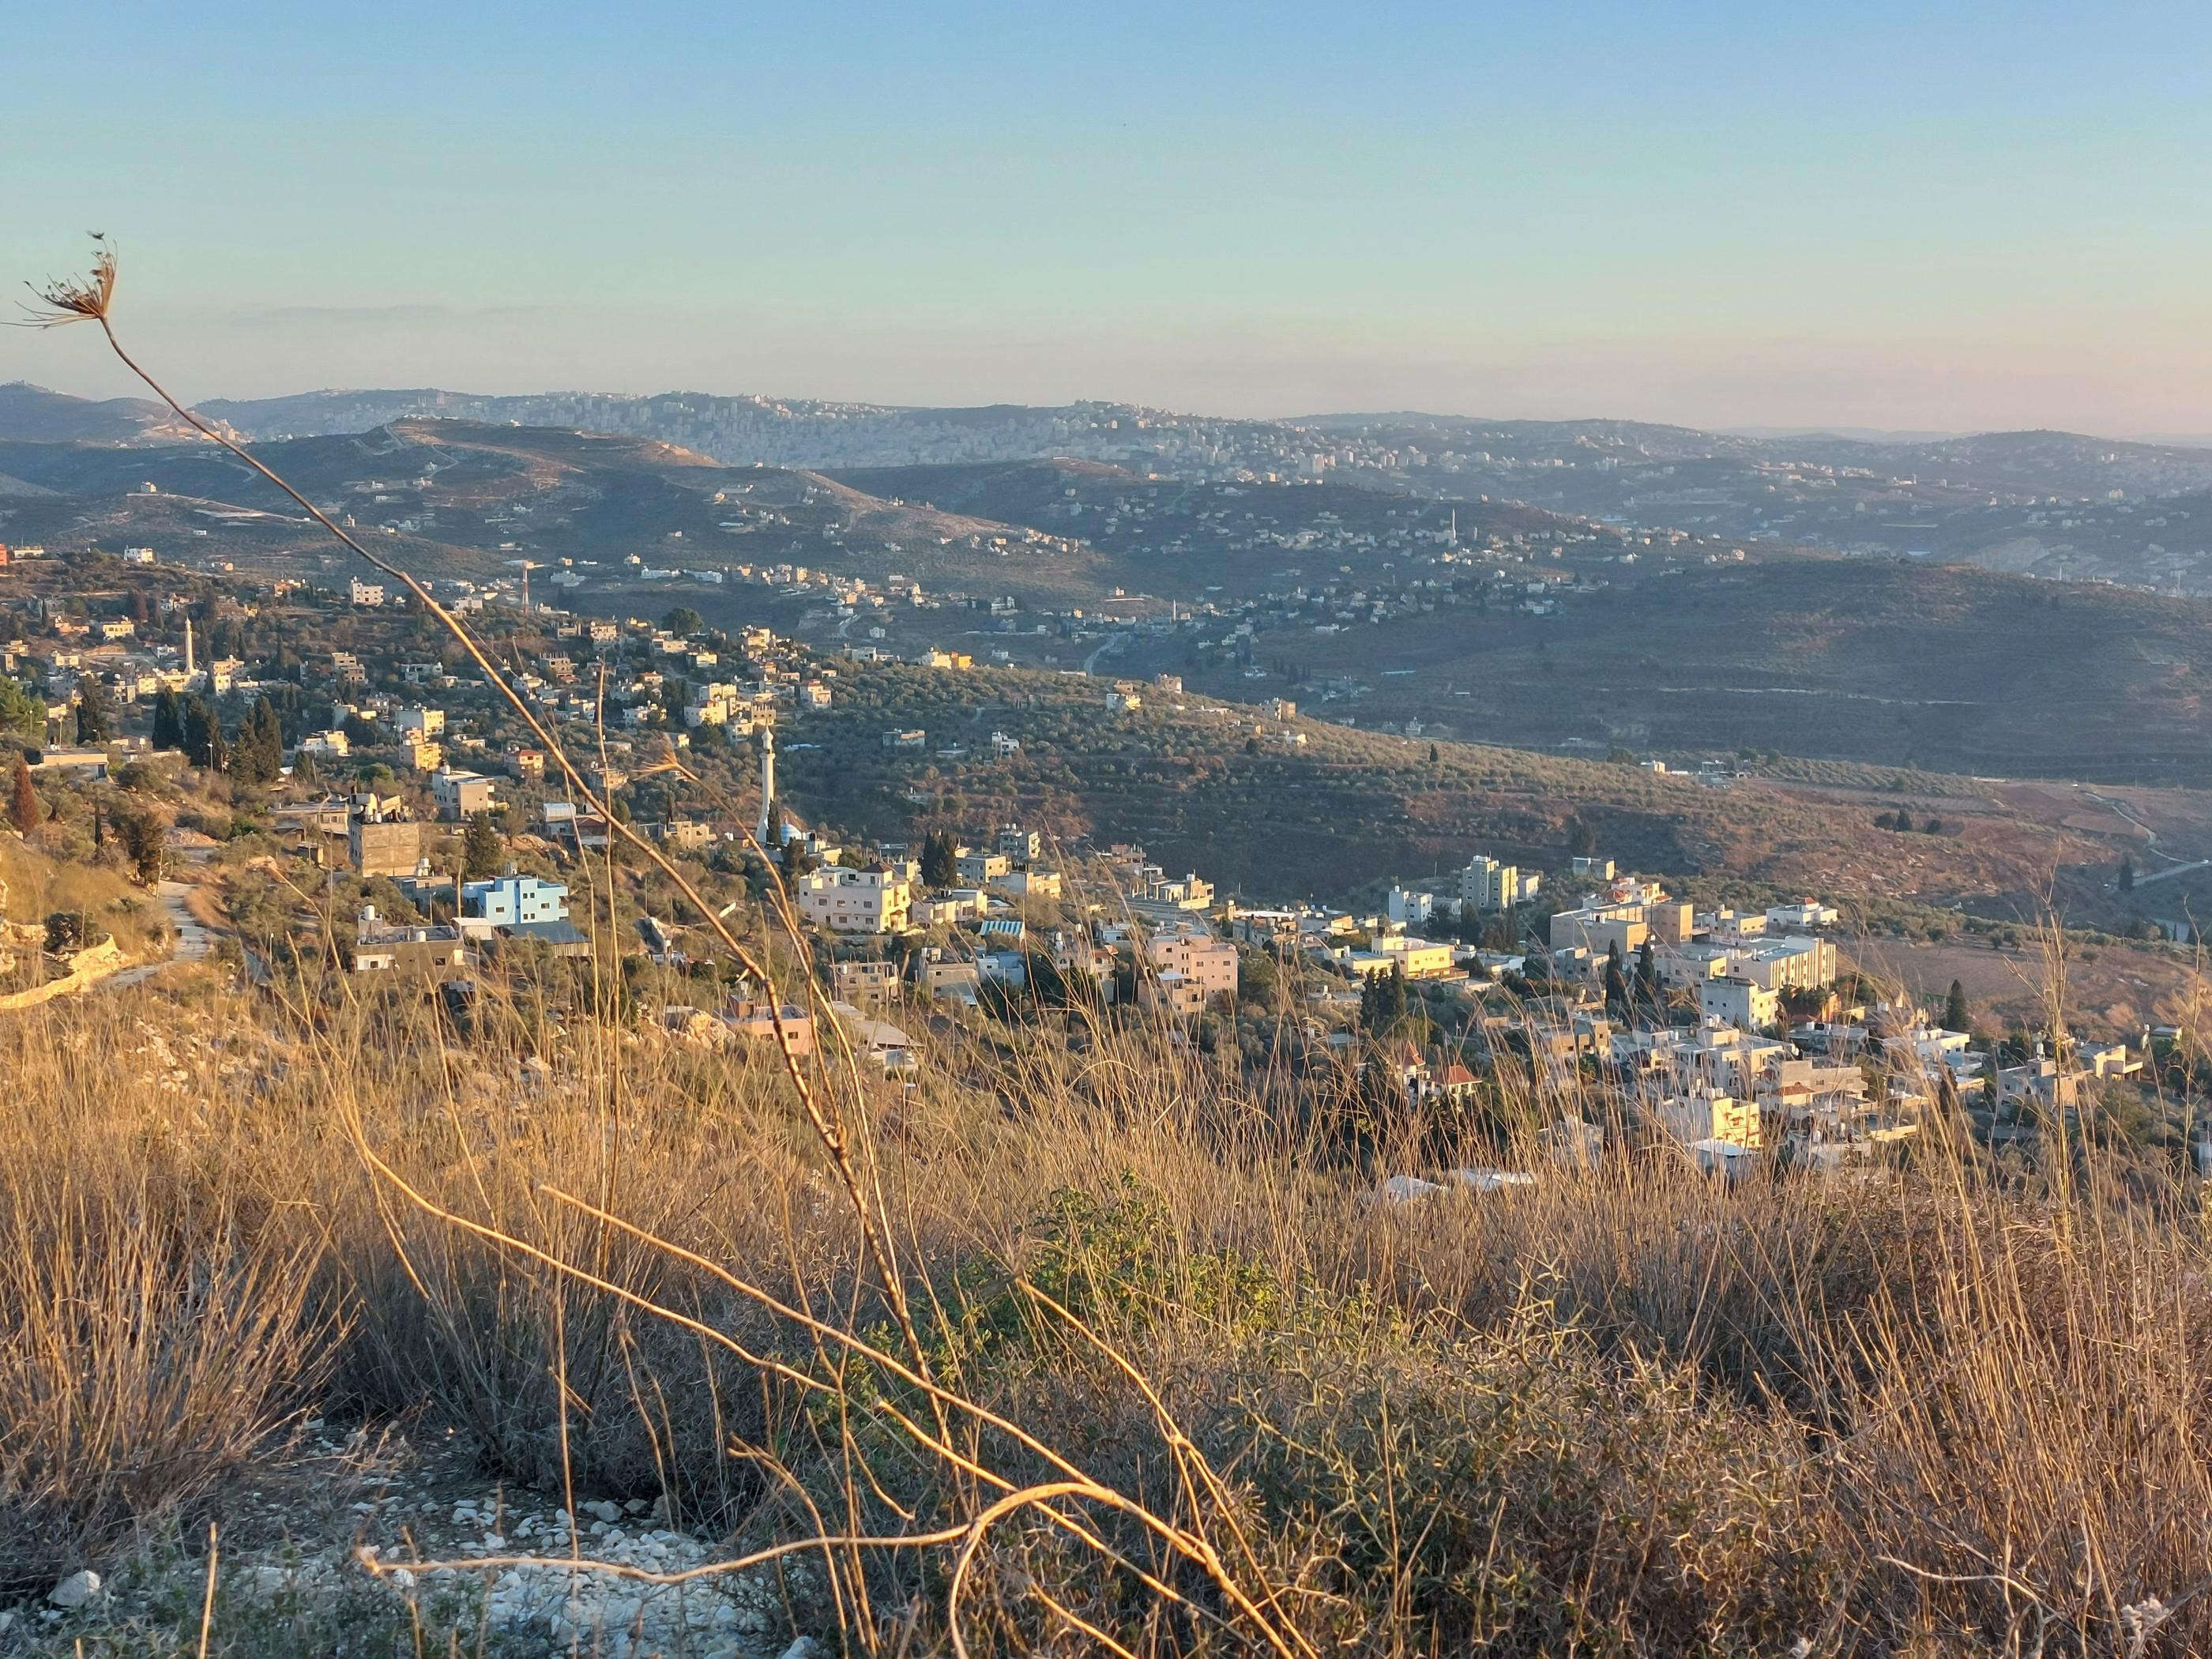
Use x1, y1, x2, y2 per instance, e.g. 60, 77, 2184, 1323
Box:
17, 234, 117, 328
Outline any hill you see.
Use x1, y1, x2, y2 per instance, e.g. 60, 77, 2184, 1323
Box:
767, 660, 2139, 912
0, 381, 201, 446
167, 386, 2212, 589
17, 419, 2212, 790
0, 418, 1116, 601
1101, 555, 2212, 786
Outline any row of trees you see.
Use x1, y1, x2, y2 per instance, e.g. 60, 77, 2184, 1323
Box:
149, 689, 287, 784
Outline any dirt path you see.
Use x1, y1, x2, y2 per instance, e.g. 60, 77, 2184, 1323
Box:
107, 880, 214, 991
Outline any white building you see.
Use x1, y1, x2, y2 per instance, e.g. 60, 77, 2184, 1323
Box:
461, 875, 570, 927
1461, 855, 1537, 911
430, 766, 498, 820
1386, 886, 1435, 927
796, 867, 912, 935
1766, 900, 1839, 931
1698, 977, 1781, 1033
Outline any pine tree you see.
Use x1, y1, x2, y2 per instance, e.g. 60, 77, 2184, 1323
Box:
2120, 857, 2135, 892
1944, 979, 1970, 1033
1604, 939, 1629, 1013
1635, 937, 1658, 1010
292, 750, 322, 792
8, 758, 39, 837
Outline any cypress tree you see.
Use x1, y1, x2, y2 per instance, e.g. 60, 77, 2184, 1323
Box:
1944, 979, 1970, 1033
9, 758, 39, 837
462, 810, 504, 879
151, 687, 182, 751
181, 697, 218, 769
74, 676, 112, 744
233, 696, 284, 785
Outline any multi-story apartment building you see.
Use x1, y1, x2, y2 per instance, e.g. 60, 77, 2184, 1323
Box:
796, 867, 912, 935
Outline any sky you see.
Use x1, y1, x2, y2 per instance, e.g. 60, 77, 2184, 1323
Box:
7, 1, 2211, 435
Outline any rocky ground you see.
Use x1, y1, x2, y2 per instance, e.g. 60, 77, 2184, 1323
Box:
1, 1424, 829, 1658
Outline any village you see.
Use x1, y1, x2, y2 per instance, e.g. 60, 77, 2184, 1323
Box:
0, 543, 2170, 1191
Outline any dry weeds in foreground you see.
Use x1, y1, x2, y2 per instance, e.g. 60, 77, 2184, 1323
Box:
2, 972, 2211, 1654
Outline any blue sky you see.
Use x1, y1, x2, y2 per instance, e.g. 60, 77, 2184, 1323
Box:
8, 1, 2210, 433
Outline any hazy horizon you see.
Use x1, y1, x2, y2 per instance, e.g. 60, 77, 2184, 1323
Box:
12, 2, 2212, 434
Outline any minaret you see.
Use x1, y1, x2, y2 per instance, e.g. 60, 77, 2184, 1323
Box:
183, 615, 196, 679
754, 726, 776, 847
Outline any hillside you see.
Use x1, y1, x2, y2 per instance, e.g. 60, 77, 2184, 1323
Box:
1104, 555, 2212, 786
767, 660, 2140, 911
17, 417, 2212, 791
0, 382, 201, 446
0, 418, 1119, 602
821, 461, 1596, 598
17, 381, 2212, 586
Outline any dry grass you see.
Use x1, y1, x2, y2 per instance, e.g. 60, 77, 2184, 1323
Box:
0, 965, 2206, 1653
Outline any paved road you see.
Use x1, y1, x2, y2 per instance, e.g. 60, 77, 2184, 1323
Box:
1082, 635, 1126, 675
107, 880, 213, 991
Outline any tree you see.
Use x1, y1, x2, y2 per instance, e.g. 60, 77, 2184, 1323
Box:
919, 830, 957, 890
462, 810, 504, 879
2120, 857, 2135, 892
663, 606, 705, 638
73, 676, 111, 744
1567, 817, 1597, 858
1944, 979, 1970, 1033
1361, 963, 1413, 1036
231, 697, 284, 786
1922, 814, 1943, 835
118, 811, 164, 883
8, 758, 39, 836
292, 750, 322, 792
1428, 743, 1440, 762
150, 687, 183, 751
1635, 936, 1659, 1011
0, 677, 44, 741
1604, 939, 1629, 1014
181, 696, 220, 769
